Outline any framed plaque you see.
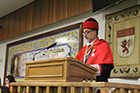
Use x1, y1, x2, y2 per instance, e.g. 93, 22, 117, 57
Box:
105, 5, 140, 78
5, 23, 83, 82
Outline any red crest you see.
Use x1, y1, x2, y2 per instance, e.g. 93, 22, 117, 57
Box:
117, 27, 135, 57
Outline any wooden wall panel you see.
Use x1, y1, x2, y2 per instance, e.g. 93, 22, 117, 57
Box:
79, 0, 92, 14
0, 0, 92, 41
68, 0, 80, 18
0, 18, 4, 40
41, 0, 50, 27
8, 13, 15, 37
56, 0, 68, 22
26, 2, 34, 31
3, 15, 10, 39
14, 10, 20, 36
32, 0, 42, 30
49, 0, 57, 24
19, 6, 27, 34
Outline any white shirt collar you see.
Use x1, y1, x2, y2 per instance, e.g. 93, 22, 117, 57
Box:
5, 84, 9, 87
87, 39, 96, 46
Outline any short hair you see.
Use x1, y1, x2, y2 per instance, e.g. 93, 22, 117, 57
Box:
5, 75, 16, 83
91, 29, 98, 35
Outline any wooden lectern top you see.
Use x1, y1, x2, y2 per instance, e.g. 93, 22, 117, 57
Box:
25, 57, 97, 82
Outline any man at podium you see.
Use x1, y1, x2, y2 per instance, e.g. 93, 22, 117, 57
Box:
75, 18, 114, 82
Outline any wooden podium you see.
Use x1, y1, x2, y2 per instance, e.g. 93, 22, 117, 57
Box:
24, 57, 97, 82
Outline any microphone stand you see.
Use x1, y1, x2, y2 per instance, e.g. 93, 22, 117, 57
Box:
32, 43, 57, 61
33, 49, 45, 61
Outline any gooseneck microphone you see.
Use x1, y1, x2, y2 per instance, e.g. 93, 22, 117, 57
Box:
45, 43, 57, 49
33, 43, 57, 61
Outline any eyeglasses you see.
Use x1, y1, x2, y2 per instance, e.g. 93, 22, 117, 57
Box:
82, 30, 93, 35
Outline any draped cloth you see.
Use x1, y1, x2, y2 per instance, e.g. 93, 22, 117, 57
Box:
75, 39, 114, 82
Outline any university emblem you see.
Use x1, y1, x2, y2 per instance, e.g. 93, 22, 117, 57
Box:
117, 27, 135, 57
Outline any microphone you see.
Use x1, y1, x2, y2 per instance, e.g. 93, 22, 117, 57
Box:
45, 42, 57, 49
33, 43, 57, 61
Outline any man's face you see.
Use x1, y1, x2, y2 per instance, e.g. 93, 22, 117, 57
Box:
83, 29, 97, 43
